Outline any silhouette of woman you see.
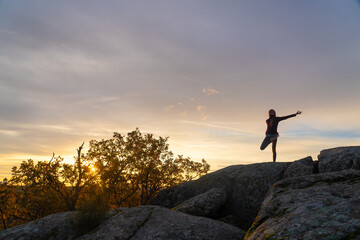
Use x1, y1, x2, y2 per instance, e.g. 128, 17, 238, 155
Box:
260, 109, 302, 162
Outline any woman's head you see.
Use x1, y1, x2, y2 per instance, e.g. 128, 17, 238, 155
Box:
269, 109, 276, 117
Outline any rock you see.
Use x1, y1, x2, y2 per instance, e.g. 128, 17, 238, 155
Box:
0, 211, 76, 240
318, 146, 360, 173
151, 162, 291, 229
174, 187, 227, 217
79, 205, 244, 240
6, 146, 360, 240
1, 206, 244, 240
283, 156, 314, 178
244, 169, 360, 240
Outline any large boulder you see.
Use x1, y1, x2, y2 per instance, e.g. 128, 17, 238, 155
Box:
151, 162, 292, 229
80, 205, 244, 240
244, 169, 360, 240
282, 156, 315, 178
0, 211, 76, 240
318, 146, 360, 173
174, 187, 227, 217
0, 206, 244, 240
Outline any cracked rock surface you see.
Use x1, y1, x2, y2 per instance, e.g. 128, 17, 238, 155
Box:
1, 206, 244, 240
78, 205, 154, 240
244, 169, 360, 240
121, 206, 244, 240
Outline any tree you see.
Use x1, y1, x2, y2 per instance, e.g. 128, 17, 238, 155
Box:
87, 128, 210, 206
0, 180, 16, 230
87, 133, 139, 207
11, 143, 96, 211
6, 128, 210, 228
10, 160, 60, 223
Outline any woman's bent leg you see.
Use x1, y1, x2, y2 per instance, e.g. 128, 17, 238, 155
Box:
260, 137, 271, 150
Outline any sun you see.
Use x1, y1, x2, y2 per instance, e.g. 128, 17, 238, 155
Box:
90, 166, 96, 172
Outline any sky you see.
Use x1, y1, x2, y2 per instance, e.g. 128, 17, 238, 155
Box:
1, 0, 360, 179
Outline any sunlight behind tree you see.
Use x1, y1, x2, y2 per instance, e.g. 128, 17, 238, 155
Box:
1, 128, 210, 229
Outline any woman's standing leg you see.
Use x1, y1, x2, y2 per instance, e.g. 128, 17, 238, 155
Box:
272, 139, 277, 162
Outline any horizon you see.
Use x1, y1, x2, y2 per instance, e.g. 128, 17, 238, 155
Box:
1, 0, 360, 179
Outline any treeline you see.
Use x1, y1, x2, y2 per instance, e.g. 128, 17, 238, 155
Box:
0, 128, 210, 230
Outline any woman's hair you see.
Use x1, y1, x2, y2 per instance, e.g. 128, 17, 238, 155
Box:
269, 109, 276, 116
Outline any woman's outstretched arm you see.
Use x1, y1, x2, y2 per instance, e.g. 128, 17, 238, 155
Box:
278, 111, 302, 121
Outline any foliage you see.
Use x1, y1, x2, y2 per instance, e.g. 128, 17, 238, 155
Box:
87, 128, 210, 206
0, 178, 60, 230
0, 181, 16, 230
3, 128, 210, 229
10, 143, 96, 211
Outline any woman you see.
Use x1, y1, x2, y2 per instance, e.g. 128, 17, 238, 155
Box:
260, 109, 302, 162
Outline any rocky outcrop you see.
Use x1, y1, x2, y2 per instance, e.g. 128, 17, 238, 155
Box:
318, 146, 360, 173
244, 169, 360, 240
3, 146, 360, 240
283, 156, 315, 178
174, 187, 227, 217
0, 206, 244, 240
151, 147, 360, 229
151, 162, 291, 229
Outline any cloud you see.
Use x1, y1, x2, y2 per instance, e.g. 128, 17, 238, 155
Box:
0, 0, 360, 179
165, 105, 175, 111
285, 127, 360, 139
0, 130, 19, 137
187, 97, 195, 102
202, 87, 219, 96
197, 105, 206, 112
182, 120, 260, 136
197, 105, 208, 120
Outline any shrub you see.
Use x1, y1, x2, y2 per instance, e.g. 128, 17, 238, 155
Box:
71, 193, 109, 236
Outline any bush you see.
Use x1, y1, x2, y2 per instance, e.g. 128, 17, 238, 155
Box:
71, 193, 109, 236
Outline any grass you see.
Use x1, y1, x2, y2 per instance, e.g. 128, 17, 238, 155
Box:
71, 194, 109, 237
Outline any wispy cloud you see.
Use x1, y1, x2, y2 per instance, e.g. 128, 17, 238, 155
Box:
165, 105, 175, 111
75, 97, 119, 106
187, 97, 195, 102
197, 105, 206, 111
286, 127, 360, 139
202, 87, 219, 96
0, 130, 19, 137
197, 105, 208, 120
182, 120, 260, 136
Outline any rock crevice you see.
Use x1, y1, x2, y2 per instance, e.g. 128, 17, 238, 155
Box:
127, 206, 154, 240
